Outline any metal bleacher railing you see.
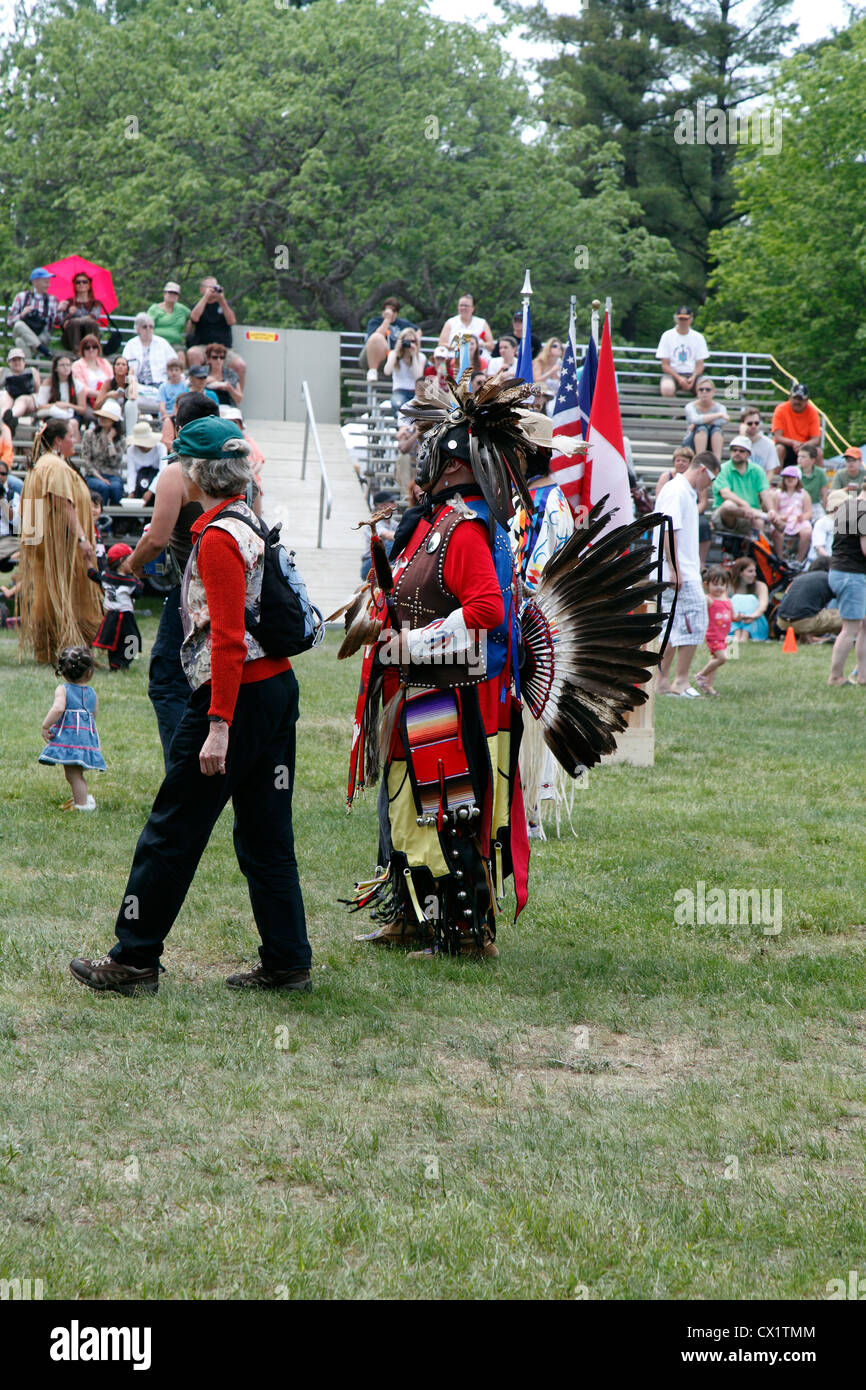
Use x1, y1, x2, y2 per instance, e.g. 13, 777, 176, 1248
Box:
339, 329, 846, 493
300, 379, 332, 549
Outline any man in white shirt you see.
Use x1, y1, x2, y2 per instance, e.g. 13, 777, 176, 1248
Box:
655, 451, 720, 696
123, 313, 175, 415
656, 306, 709, 398
739, 405, 778, 476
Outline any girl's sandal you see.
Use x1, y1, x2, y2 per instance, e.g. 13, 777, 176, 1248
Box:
694, 674, 710, 694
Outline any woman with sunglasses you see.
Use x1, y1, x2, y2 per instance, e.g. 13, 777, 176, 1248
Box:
71, 335, 113, 426
682, 376, 728, 462
58, 273, 107, 354
202, 343, 242, 408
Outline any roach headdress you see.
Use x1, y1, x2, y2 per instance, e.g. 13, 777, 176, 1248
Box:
402, 373, 579, 528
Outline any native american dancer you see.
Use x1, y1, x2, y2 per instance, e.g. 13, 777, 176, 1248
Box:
509, 458, 575, 838
336, 373, 673, 959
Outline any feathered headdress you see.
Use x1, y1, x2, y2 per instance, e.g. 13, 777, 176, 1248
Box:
401, 372, 582, 528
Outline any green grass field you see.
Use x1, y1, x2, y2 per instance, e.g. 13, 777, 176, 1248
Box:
1, 614, 865, 1300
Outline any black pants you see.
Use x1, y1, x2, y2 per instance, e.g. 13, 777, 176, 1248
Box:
148, 586, 191, 771
111, 669, 311, 973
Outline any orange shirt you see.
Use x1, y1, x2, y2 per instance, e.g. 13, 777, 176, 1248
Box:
771, 400, 820, 444
0, 437, 12, 467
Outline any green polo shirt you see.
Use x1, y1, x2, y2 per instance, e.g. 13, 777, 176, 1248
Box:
713, 458, 770, 510
147, 301, 190, 348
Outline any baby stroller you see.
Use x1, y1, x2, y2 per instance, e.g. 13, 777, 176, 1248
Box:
739, 533, 800, 639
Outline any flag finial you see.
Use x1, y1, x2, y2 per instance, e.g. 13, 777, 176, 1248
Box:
521, 269, 533, 298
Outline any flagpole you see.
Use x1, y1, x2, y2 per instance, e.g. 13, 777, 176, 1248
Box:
568, 293, 577, 349
604, 295, 612, 332
590, 298, 600, 348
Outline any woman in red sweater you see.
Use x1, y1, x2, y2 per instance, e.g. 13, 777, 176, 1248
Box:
69, 417, 312, 996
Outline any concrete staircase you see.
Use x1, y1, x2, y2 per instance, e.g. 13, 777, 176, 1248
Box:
246, 418, 365, 620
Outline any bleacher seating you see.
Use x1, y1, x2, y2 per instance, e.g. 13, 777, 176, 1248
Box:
339, 331, 831, 495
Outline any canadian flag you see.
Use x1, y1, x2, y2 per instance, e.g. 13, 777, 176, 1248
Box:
581, 312, 633, 542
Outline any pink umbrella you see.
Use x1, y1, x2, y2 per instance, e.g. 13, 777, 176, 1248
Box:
42, 255, 118, 318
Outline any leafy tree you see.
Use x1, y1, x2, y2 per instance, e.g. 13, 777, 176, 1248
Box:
0, 0, 677, 341
705, 17, 866, 439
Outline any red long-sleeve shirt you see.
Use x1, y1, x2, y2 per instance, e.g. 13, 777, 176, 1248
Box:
192, 499, 290, 724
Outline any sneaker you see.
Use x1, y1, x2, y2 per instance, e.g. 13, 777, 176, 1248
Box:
73, 795, 97, 811
366, 368, 379, 383
69, 953, 161, 995
225, 964, 312, 992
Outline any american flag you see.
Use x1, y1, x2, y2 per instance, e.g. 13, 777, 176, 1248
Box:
550, 327, 592, 513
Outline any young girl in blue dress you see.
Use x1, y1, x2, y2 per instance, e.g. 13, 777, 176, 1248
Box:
39, 646, 106, 810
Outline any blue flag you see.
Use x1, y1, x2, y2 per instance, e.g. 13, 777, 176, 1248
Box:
577, 332, 598, 439
515, 301, 534, 384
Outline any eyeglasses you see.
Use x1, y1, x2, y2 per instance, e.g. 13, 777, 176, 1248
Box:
84, 345, 98, 352
0, 469, 9, 479
207, 352, 226, 359
745, 419, 760, 426
697, 387, 712, 392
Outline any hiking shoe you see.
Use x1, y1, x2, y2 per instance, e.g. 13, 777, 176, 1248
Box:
225, 964, 312, 992
69, 953, 160, 996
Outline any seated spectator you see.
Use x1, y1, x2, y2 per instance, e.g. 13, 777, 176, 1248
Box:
655, 306, 708, 398
125, 419, 167, 499
502, 309, 541, 361
185, 361, 221, 405
811, 489, 847, 559
776, 555, 841, 643
771, 383, 821, 471
147, 281, 190, 362
423, 345, 454, 384
122, 314, 174, 414
72, 335, 113, 421
36, 353, 84, 444
486, 335, 518, 380
58, 272, 107, 353
533, 338, 563, 395
0, 348, 41, 436
655, 445, 694, 497
683, 376, 728, 460
795, 442, 828, 519
383, 328, 426, 419
157, 359, 188, 444
0, 423, 14, 475
81, 398, 125, 505
359, 297, 417, 382
360, 491, 396, 581
829, 446, 866, 493
738, 405, 778, 477
827, 489, 866, 684
770, 465, 812, 561
438, 293, 494, 351
201, 343, 242, 409
93, 355, 139, 437
7, 268, 60, 360
710, 436, 772, 536
729, 556, 770, 641
185, 275, 236, 351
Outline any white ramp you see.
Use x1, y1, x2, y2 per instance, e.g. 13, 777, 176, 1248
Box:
247, 418, 366, 620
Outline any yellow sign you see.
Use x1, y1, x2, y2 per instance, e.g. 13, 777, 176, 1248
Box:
245, 331, 280, 342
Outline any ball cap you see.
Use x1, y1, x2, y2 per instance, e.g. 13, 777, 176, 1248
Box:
106, 543, 133, 564
779, 465, 801, 479
163, 281, 181, 294
843, 446, 862, 461
791, 382, 809, 399
675, 305, 693, 316
730, 435, 752, 452
167, 416, 246, 460
30, 267, 53, 281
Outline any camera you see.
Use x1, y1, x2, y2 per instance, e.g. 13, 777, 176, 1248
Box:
212, 285, 223, 295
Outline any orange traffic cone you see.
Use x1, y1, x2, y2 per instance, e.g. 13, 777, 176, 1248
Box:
782, 627, 798, 654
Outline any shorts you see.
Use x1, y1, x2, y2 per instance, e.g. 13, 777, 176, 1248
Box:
683, 422, 724, 449
828, 569, 866, 622
661, 579, 708, 647
710, 505, 751, 535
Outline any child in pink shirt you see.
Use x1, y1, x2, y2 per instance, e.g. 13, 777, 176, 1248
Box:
695, 567, 733, 696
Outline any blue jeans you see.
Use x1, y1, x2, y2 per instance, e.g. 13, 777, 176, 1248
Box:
148, 586, 192, 770
110, 670, 310, 973
86, 473, 124, 505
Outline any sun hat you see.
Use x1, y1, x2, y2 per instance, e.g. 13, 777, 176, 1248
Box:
826, 490, 848, 512
730, 435, 752, 452
433, 346, 450, 359
167, 416, 246, 461
779, 465, 801, 478
30, 267, 53, 281
94, 398, 123, 423
129, 419, 162, 448
163, 281, 181, 294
